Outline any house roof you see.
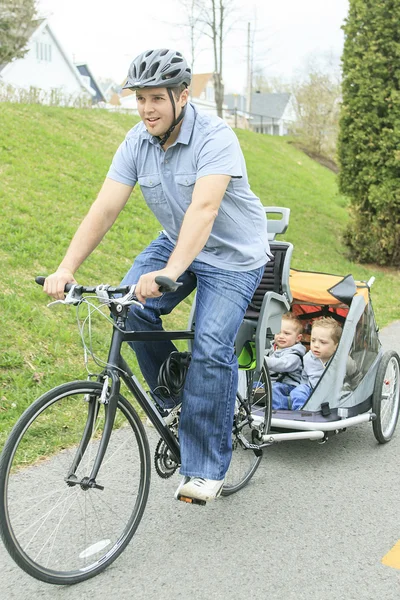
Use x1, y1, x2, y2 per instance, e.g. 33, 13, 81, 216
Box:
224, 94, 247, 112
0, 19, 93, 96
109, 92, 121, 106
75, 63, 106, 102
120, 85, 134, 98
224, 92, 292, 119
250, 93, 291, 119
191, 73, 213, 99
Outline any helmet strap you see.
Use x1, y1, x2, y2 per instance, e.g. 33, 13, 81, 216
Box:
157, 88, 187, 147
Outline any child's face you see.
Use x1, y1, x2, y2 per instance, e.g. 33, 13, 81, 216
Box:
310, 326, 338, 363
275, 320, 302, 349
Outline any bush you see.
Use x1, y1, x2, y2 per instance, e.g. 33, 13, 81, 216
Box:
338, 0, 400, 266
0, 82, 92, 107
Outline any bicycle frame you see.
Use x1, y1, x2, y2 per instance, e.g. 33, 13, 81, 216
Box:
0, 276, 273, 585
66, 302, 194, 489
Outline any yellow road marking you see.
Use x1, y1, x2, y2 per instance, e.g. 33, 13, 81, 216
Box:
382, 541, 400, 569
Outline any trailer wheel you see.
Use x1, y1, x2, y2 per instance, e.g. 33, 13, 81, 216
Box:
372, 351, 400, 443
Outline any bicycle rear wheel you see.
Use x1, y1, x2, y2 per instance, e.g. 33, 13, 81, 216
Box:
222, 359, 271, 496
0, 380, 151, 585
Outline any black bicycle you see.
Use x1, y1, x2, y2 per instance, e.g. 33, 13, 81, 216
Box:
0, 276, 272, 585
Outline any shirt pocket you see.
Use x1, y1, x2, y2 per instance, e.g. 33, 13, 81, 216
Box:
138, 175, 165, 204
175, 173, 197, 205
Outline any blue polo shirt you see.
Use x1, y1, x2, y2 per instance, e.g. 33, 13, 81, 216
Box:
107, 102, 270, 271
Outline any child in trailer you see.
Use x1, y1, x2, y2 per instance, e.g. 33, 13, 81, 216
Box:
267, 313, 306, 409
274, 316, 342, 411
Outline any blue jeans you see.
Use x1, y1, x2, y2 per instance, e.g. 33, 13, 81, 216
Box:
290, 384, 312, 410
121, 233, 264, 479
272, 382, 296, 410
272, 382, 312, 410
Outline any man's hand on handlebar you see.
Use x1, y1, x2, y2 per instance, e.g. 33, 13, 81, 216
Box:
135, 268, 179, 303
43, 268, 77, 301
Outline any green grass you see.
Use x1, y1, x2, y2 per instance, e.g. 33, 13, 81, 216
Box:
0, 102, 399, 451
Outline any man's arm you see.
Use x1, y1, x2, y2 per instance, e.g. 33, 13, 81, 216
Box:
44, 178, 133, 299
134, 174, 230, 302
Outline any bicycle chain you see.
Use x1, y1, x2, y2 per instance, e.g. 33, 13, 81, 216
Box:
154, 438, 179, 479
154, 411, 180, 479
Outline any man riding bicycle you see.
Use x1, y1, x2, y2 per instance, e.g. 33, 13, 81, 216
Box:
44, 48, 270, 503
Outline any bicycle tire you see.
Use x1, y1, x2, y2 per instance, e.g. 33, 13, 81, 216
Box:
0, 380, 151, 585
222, 359, 272, 496
372, 351, 400, 444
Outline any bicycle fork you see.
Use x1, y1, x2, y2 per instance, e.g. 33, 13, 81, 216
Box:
64, 372, 120, 491
64, 322, 126, 491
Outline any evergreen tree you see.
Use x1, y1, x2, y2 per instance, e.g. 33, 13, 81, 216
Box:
338, 0, 400, 266
0, 0, 38, 65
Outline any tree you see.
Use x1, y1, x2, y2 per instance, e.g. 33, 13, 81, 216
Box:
178, 0, 237, 117
198, 0, 237, 118
209, 0, 224, 117
252, 69, 291, 94
292, 68, 341, 159
0, 0, 38, 65
338, 0, 400, 266
247, 17, 273, 109
177, 0, 206, 78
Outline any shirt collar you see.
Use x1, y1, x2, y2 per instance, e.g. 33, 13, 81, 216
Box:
141, 102, 196, 147
175, 102, 195, 145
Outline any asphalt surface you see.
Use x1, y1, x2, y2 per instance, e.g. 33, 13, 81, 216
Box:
1, 322, 400, 600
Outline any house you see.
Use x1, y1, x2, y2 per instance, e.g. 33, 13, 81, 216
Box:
108, 73, 223, 115
224, 92, 296, 135
0, 19, 94, 105
190, 73, 219, 116
221, 93, 248, 129
100, 79, 122, 103
102, 83, 138, 112
103, 71, 232, 116
75, 63, 106, 104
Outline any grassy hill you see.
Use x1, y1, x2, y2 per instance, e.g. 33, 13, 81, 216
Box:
1, 102, 399, 443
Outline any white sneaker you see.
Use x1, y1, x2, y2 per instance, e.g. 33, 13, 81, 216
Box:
174, 476, 191, 500
175, 476, 224, 503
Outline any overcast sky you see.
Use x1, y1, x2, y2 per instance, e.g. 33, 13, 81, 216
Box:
38, 0, 349, 93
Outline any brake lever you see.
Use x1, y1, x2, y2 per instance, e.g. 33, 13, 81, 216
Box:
124, 299, 144, 309
47, 299, 67, 308
109, 285, 144, 310
47, 284, 82, 307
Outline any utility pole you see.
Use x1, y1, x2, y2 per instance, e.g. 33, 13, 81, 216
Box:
246, 22, 252, 114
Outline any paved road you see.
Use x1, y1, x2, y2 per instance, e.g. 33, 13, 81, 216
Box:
1, 322, 400, 600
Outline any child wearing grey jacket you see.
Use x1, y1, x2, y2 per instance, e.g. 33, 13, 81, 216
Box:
277, 316, 343, 411
267, 313, 306, 409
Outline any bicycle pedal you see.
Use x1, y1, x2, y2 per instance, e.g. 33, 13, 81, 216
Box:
176, 493, 206, 506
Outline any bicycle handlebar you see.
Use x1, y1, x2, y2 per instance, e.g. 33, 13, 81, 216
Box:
35, 275, 182, 295
154, 276, 182, 294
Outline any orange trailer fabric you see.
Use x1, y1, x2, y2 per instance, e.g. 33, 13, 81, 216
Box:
289, 269, 369, 306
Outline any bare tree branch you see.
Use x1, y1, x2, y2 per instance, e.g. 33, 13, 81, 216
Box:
177, 0, 207, 75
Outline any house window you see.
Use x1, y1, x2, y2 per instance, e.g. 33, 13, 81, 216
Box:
36, 42, 52, 62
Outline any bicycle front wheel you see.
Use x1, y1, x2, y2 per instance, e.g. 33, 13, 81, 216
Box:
222, 359, 272, 496
0, 380, 151, 585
